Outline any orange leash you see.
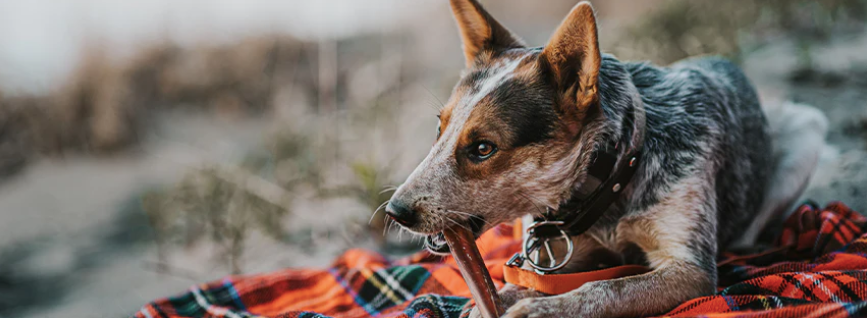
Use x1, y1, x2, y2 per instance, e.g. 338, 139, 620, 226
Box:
503, 264, 650, 295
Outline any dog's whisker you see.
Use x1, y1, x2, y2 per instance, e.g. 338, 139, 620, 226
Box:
375, 200, 389, 212
442, 209, 474, 217
517, 191, 543, 213
382, 214, 391, 237
379, 187, 397, 195
369, 200, 390, 225
368, 210, 380, 225
517, 191, 547, 217
444, 214, 471, 232
425, 101, 442, 113
402, 227, 412, 241
446, 209, 494, 226
422, 86, 445, 111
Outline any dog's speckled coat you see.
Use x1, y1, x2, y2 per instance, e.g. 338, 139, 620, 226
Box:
386, 1, 819, 317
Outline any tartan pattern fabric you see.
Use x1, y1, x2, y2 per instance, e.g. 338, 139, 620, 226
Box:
664, 202, 867, 317
136, 202, 867, 318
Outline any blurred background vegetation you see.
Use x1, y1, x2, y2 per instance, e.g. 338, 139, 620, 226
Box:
1, 1, 867, 317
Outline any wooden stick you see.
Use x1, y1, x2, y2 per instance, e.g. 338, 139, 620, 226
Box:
443, 227, 505, 318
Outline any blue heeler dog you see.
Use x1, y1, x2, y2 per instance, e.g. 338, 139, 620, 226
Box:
385, 1, 827, 317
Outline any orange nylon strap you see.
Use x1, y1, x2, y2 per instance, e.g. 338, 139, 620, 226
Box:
503, 264, 651, 295
513, 218, 523, 240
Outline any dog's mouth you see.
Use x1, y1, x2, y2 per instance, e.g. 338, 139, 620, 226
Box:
424, 215, 486, 254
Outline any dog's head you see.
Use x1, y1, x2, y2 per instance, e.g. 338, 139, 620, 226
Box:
387, 0, 607, 241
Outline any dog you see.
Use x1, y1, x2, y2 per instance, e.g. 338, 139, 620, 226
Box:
385, 1, 826, 317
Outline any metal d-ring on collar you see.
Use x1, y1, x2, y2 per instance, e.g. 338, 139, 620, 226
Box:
520, 219, 574, 273
508, 103, 647, 274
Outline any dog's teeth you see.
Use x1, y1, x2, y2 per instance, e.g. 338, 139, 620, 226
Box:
434, 233, 447, 244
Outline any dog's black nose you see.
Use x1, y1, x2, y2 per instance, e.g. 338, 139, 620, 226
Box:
385, 200, 417, 227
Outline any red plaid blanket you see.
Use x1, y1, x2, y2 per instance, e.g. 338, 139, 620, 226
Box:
135, 202, 867, 318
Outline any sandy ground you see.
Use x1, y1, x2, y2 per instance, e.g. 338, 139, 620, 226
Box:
1, 27, 867, 318
0, 111, 274, 318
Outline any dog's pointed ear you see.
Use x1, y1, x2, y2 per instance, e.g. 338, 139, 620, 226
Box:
541, 2, 601, 111
449, 0, 524, 67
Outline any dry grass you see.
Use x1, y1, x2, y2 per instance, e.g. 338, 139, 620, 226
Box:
0, 35, 319, 163
611, 0, 867, 65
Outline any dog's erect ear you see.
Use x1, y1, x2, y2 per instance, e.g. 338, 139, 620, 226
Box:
541, 2, 601, 111
449, 0, 524, 67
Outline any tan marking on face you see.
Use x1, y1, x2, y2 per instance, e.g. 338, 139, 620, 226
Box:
438, 93, 456, 141
454, 96, 510, 179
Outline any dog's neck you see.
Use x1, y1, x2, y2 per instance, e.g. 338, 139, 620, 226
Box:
557, 55, 646, 230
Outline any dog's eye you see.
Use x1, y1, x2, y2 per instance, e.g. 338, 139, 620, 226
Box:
468, 142, 497, 161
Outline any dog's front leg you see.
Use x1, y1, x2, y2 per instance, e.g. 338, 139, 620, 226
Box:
501, 261, 714, 318
503, 181, 719, 317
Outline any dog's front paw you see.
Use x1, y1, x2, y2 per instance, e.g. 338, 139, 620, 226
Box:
467, 284, 544, 318
501, 297, 561, 318
501, 294, 604, 318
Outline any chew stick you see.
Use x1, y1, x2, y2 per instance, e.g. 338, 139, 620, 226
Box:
442, 227, 505, 318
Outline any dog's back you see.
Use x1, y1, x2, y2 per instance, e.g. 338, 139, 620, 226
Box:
625, 56, 826, 248
624, 56, 773, 247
